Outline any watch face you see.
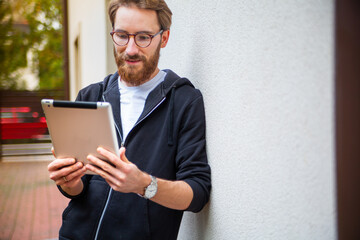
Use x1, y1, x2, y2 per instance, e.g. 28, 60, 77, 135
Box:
145, 177, 157, 199
146, 185, 156, 197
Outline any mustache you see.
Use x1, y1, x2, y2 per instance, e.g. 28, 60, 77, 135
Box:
123, 53, 146, 61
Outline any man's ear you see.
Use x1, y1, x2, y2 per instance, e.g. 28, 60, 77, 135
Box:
161, 30, 170, 48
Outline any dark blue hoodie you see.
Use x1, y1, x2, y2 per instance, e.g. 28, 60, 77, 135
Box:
58, 70, 211, 240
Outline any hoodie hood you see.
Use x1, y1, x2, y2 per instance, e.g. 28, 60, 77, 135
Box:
160, 69, 194, 96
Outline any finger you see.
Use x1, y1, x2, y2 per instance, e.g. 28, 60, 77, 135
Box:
87, 154, 118, 175
119, 147, 130, 163
57, 166, 86, 186
86, 163, 127, 192
50, 161, 84, 182
64, 165, 86, 182
96, 147, 128, 168
51, 147, 56, 157
85, 161, 121, 183
48, 158, 76, 171
56, 175, 71, 186
51, 161, 83, 182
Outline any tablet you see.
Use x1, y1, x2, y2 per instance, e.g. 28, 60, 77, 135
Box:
41, 99, 119, 174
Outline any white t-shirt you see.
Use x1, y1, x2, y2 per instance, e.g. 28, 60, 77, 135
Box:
118, 70, 166, 141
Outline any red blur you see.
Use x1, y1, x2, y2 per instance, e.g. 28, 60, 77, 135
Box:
1, 107, 48, 140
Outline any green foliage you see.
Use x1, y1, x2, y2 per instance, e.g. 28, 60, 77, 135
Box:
0, 1, 29, 89
0, 0, 64, 90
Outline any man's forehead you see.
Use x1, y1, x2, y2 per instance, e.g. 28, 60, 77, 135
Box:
114, 6, 160, 31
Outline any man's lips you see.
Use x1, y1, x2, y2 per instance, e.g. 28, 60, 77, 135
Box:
125, 59, 141, 65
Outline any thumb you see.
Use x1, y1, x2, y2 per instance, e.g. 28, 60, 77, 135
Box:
51, 147, 56, 157
119, 147, 130, 163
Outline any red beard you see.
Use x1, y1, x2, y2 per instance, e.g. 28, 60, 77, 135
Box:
114, 43, 161, 86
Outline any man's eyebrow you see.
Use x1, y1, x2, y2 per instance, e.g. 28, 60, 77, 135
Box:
113, 29, 155, 34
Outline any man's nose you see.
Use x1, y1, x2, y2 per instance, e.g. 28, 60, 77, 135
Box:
125, 37, 139, 56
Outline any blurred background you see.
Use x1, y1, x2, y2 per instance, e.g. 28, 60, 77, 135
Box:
0, 0, 359, 240
0, 0, 66, 158
0, 0, 68, 239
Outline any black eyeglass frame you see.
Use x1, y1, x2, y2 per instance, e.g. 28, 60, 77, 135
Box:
110, 29, 164, 48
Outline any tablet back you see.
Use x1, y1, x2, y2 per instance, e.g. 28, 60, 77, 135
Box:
41, 99, 119, 174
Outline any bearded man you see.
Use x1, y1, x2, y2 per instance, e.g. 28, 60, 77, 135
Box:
47, 1, 211, 239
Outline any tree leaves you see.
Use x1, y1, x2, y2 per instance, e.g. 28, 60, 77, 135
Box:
0, 0, 63, 90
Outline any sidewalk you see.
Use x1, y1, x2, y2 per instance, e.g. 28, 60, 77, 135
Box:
0, 160, 69, 240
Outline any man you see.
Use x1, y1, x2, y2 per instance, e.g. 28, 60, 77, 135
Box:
48, 0, 211, 239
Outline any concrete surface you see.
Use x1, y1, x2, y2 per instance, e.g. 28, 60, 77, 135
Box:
0, 161, 69, 240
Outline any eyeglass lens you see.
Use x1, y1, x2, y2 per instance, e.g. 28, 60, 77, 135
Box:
113, 32, 152, 48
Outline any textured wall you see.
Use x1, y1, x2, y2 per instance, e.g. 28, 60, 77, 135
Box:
68, 0, 336, 238
160, 0, 336, 239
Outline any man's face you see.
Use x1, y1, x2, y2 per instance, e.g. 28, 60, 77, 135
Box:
113, 6, 169, 86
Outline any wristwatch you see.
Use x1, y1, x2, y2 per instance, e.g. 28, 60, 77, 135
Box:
143, 175, 158, 199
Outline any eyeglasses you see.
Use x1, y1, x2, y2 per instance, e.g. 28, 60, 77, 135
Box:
110, 30, 163, 48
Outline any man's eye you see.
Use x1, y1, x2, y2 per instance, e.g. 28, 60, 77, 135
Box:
116, 33, 128, 40
136, 34, 150, 41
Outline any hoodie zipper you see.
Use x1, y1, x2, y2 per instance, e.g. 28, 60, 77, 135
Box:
93, 96, 123, 240
93, 95, 166, 239
94, 188, 112, 240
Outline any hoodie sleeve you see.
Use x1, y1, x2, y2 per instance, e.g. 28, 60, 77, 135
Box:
75, 82, 103, 102
57, 175, 91, 199
175, 92, 211, 213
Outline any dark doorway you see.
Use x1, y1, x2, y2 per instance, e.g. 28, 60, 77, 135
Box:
336, 0, 360, 239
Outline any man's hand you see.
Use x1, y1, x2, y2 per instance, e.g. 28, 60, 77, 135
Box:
86, 147, 150, 195
47, 147, 87, 196
87, 147, 194, 210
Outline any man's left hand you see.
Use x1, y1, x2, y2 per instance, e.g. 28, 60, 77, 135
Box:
86, 147, 150, 195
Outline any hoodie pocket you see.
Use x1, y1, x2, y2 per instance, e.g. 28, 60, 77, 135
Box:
103, 192, 151, 239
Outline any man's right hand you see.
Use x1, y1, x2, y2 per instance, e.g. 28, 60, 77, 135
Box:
47, 147, 87, 196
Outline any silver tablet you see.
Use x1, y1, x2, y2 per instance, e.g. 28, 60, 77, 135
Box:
41, 99, 119, 174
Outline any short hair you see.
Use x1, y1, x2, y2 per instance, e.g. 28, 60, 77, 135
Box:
108, 0, 172, 30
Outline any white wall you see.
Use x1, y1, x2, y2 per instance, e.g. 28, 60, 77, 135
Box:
160, 1, 336, 239
68, 0, 108, 100
68, 0, 336, 239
